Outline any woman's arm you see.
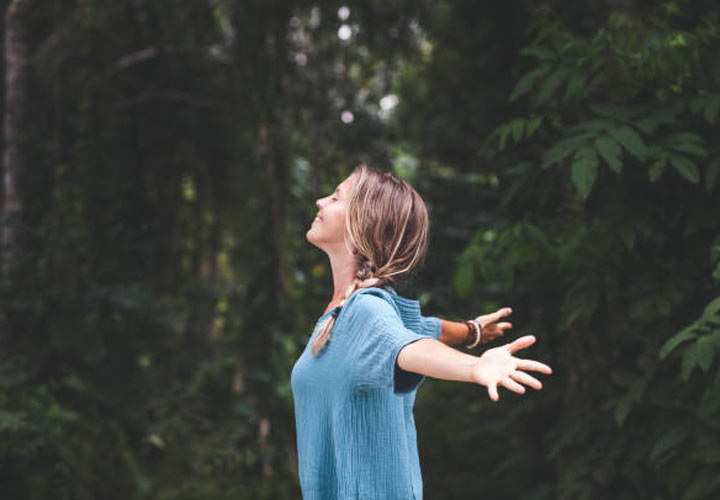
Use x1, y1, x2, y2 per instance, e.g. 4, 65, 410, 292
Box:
397, 334, 552, 401
438, 319, 472, 346
438, 307, 515, 347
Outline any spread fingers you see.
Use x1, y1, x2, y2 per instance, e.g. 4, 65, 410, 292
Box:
515, 358, 552, 374
510, 370, 543, 390
502, 377, 526, 394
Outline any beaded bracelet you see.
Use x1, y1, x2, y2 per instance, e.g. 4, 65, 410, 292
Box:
463, 321, 474, 345
468, 320, 482, 348
463, 320, 482, 349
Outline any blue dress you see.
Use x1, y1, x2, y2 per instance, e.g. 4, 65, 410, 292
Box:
291, 286, 442, 499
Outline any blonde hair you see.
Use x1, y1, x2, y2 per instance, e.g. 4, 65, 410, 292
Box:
311, 164, 430, 355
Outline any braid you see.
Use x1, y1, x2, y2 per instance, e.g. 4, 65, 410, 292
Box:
310, 164, 429, 356
310, 257, 391, 356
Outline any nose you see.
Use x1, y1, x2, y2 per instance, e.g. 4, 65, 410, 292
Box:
315, 197, 325, 210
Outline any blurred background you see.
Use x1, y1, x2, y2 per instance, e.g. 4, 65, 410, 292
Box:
1, 0, 719, 498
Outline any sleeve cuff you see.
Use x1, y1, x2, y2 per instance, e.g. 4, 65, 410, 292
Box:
392, 334, 433, 394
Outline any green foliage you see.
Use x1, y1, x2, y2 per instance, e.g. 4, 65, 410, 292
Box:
661, 296, 720, 380
3, 1, 720, 498
0, 0, 434, 498
449, 4, 720, 499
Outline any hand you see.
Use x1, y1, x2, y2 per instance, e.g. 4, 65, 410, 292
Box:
470, 335, 552, 402
473, 306, 514, 344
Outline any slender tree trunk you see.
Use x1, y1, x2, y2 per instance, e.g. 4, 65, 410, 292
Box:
2, 0, 30, 278
259, 123, 289, 302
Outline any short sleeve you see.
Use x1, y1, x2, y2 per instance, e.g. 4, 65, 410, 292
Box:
420, 315, 442, 340
395, 316, 441, 392
340, 292, 431, 393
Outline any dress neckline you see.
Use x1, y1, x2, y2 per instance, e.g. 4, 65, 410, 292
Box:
316, 307, 336, 324
315, 285, 396, 324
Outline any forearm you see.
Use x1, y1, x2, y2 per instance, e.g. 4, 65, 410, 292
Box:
397, 337, 477, 382
438, 319, 470, 347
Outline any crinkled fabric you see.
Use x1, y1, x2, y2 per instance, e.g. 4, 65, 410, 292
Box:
291, 287, 442, 499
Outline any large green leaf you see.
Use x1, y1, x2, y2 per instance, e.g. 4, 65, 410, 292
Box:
659, 328, 697, 359
497, 122, 512, 150
681, 341, 699, 380
563, 72, 586, 101
508, 65, 551, 102
536, 69, 568, 104
698, 373, 720, 417
594, 135, 623, 173
525, 116, 543, 137
571, 147, 599, 199
649, 156, 668, 182
669, 154, 700, 184
541, 133, 593, 169
700, 295, 720, 320
510, 119, 524, 144
608, 126, 647, 160
665, 132, 708, 158
636, 103, 683, 134
697, 335, 716, 372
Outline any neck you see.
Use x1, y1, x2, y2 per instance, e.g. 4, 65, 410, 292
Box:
326, 247, 357, 309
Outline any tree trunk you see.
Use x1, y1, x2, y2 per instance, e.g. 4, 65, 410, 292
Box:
259, 123, 289, 302
2, 0, 30, 277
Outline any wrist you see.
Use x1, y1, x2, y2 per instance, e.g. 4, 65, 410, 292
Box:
463, 320, 482, 349
469, 356, 488, 386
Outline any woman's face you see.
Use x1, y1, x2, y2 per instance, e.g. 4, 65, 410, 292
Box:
306, 174, 356, 254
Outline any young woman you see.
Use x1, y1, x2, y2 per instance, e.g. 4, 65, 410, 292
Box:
291, 164, 552, 499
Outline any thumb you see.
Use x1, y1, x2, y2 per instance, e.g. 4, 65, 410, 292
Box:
486, 307, 513, 324
506, 335, 536, 354
487, 382, 499, 402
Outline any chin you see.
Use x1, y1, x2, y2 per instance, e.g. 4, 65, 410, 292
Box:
307, 231, 332, 255
306, 228, 320, 246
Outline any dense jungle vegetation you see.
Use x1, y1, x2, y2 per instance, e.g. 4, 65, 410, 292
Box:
1, 1, 719, 498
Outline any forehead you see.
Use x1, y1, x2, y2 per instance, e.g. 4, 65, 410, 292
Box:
336, 174, 355, 193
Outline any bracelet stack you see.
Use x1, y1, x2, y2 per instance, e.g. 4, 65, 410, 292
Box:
463, 320, 482, 349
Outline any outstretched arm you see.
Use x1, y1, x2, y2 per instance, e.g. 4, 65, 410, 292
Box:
397, 334, 552, 401
438, 319, 473, 346
438, 307, 515, 347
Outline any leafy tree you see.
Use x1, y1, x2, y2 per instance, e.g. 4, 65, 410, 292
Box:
447, 4, 720, 498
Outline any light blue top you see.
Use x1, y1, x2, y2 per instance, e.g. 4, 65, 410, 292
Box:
291, 286, 442, 499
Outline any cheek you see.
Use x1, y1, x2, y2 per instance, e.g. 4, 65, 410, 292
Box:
326, 206, 347, 228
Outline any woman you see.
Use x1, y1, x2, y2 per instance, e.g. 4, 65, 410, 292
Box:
291, 164, 552, 499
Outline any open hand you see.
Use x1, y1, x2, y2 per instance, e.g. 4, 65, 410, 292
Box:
473, 307, 514, 344
470, 335, 552, 402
